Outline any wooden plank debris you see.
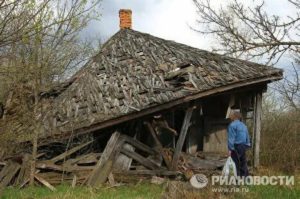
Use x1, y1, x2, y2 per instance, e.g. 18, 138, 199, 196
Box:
115, 170, 180, 176
151, 176, 165, 185
64, 153, 101, 166
0, 161, 21, 190
72, 175, 77, 188
145, 121, 172, 170
0, 111, 237, 190
36, 162, 94, 172
87, 132, 123, 187
122, 135, 157, 155
108, 173, 115, 186
14, 154, 31, 186
114, 142, 135, 171
121, 148, 159, 170
171, 107, 194, 170
50, 140, 93, 163
34, 174, 56, 191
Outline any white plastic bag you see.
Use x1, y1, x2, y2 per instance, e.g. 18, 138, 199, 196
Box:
222, 157, 237, 178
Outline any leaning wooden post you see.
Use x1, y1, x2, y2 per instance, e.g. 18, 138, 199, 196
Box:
171, 106, 194, 170
87, 132, 123, 187
253, 91, 262, 168
144, 121, 172, 170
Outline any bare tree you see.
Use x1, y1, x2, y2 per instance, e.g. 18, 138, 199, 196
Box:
0, 0, 102, 185
193, 0, 300, 110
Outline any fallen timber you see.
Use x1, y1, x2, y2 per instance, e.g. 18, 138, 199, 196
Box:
0, 112, 226, 190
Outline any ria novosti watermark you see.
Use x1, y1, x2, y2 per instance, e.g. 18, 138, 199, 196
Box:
212, 175, 295, 186
190, 174, 295, 192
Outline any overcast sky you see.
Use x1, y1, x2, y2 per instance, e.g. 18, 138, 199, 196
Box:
87, 0, 207, 49
86, 0, 297, 68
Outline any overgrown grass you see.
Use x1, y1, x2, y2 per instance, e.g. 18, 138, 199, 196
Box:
233, 169, 300, 199
234, 184, 300, 199
2, 171, 299, 199
162, 181, 300, 199
1, 183, 164, 199
2, 179, 299, 199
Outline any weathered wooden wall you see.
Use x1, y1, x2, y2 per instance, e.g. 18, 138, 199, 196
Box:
203, 123, 228, 154
186, 106, 204, 154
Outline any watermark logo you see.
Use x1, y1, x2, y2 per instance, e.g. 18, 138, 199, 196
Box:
190, 174, 294, 189
190, 174, 209, 188
212, 175, 295, 186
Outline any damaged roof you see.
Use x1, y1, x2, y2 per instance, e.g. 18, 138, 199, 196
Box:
2, 29, 283, 142
45, 29, 282, 135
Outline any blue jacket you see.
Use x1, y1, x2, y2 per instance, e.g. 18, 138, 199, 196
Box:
227, 120, 251, 151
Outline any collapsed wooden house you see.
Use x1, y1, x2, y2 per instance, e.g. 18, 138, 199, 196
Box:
0, 9, 283, 189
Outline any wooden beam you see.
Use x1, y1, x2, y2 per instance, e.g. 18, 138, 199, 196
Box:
171, 107, 194, 170
144, 121, 172, 169
36, 162, 95, 172
241, 108, 247, 122
186, 106, 203, 155
0, 161, 20, 189
114, 170, 180, 176
170, 110, 176, 148
122, 135, 157, 155
253, 92, 262, 168
114, 143, 134, 171
121, 148, 160, 170
87, 132, 123, 187
50, 76, 281, 140
50, 140, 93, 163
34, 174, 56, 191
226, 95, 235, 118
72, 175, 77, 188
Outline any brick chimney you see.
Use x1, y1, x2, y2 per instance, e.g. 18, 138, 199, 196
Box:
119, 9, 132, 29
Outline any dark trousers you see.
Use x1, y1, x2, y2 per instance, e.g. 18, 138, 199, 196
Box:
231, 144, 249, 177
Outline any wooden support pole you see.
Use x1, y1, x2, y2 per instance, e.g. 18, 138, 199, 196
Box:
186, 105, 203, 155
226, 95, 235, 118
241, 109, 247, 122
171, 107, 194, 170
253, 92, 262, 168
144, 121, 172, 170
170, 111, 176, 148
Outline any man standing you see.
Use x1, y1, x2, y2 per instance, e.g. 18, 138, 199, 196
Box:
228, 110, 251, 177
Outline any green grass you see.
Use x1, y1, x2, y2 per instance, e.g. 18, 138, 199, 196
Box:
162, 182, 300, 199
1, 172, 299, 199
1, 183, 164, 199
233, 184, 300, 199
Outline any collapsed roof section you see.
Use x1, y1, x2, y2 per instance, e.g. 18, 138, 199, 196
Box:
43, 28, 282, 137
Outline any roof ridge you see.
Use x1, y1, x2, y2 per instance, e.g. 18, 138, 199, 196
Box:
121, 29, 282, 71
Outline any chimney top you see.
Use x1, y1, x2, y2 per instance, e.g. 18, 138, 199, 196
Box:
119, 9, 132, 29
